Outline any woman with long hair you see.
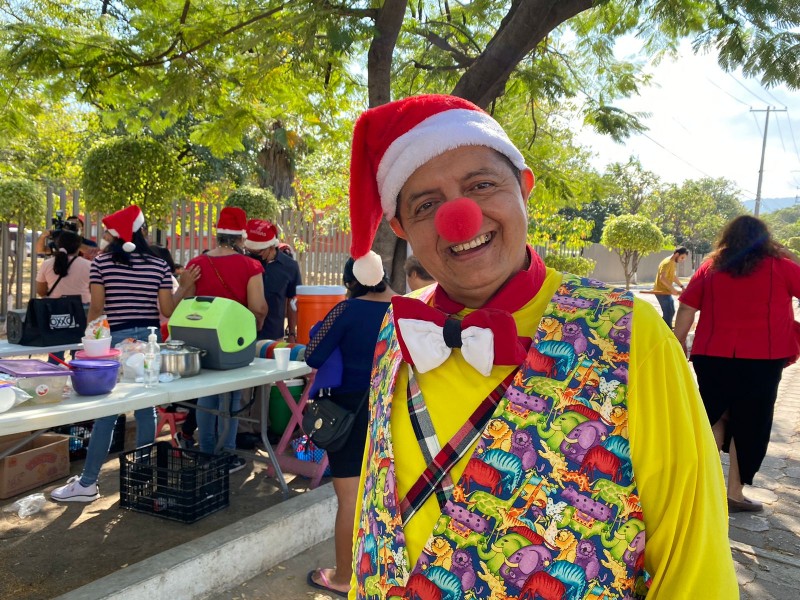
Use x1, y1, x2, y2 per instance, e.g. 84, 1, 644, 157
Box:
51, 205, 199, 503
675, 215, 800, 512
35, 229, 91, 304
183, 207, 268, 473
305, 258, 396, 597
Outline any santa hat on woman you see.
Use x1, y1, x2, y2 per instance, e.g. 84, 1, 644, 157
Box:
102, 204, 145, 252
244, 219, 279, 250
216, 207, 247, 238
348, 94, 528, 285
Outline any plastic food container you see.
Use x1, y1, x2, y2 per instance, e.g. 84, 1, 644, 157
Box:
74, 348, 122, 362
68, 360, 121, 396
0, 359, 71, 404
82, 336, 112, 357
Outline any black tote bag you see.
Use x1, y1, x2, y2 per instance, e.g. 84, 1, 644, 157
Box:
18, 294, 87, 346
17, 257, 87, 346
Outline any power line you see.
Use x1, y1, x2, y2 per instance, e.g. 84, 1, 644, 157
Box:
760, 86, 786, 108
784, 110, 800, 164
727, 72, 772, 105
705, 77, 752, 107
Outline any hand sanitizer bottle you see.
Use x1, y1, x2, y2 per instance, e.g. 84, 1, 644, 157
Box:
144, 326, 161, 388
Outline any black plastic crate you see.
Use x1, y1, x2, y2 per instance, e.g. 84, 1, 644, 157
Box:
118, 442, 229, 523
51, 414, 127, 461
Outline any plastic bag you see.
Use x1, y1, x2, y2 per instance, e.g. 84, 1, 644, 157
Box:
116, 339, 148, 381
4, 493, 46, 518
0, 382, 32, 413
85, 315, 111, 340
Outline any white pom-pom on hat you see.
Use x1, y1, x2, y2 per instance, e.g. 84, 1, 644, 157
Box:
353, 251, 384, 287
122, 241, 136, 252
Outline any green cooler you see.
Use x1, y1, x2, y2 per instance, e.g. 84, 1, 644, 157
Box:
168, 296, 256, 370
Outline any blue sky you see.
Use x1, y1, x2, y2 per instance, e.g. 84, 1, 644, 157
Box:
575, 40, 800, 208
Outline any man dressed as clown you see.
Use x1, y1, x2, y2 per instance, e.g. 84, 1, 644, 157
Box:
342, 95, 737, 599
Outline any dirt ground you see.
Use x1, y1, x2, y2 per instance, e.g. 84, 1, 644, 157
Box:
0, 422, 324, 600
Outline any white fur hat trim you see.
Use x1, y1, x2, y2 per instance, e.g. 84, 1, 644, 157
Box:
376, 108, 526, 219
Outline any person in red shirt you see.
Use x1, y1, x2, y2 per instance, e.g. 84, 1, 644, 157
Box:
183, 207, 268, 472
675, 215, 800, 512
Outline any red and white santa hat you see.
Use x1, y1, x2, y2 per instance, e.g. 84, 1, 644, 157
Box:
216, 206, 247, 238
348, 94, 527, 285
102, 204, 145, 252
244, 219, 279, 250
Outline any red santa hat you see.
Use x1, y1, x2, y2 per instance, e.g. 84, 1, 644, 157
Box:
102, 204, 145, 252
349, 95, 527, 285
244, 219, 279, 250
216, 206, 247, 238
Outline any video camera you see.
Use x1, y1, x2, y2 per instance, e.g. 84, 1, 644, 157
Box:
46, 210, 79, 251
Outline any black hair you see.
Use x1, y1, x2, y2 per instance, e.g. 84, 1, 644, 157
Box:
217, 233, 244, 254
106, 229, 160, 266
404, 254, 435, 281
709, 215, 780, 277
343, 257, 388, 298
53, 230, 81, 276
674, 246, 689, 256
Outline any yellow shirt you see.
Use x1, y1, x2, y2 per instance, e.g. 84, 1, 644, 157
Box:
352, 269, 738, 599
654, 256, 677, 294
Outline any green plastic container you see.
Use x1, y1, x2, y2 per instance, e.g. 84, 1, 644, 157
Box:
268, 378, 305, 436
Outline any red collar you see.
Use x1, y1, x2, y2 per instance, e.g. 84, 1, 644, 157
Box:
432, 246, 546, 315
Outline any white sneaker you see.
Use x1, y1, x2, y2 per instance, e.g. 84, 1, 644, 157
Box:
51, 475, 100, 503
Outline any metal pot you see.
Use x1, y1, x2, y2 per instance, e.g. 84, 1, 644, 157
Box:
160, 340, 205, 378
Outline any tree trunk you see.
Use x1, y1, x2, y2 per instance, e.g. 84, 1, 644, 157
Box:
367, 0, 407, 107
452, 0, 592, 108
367, 0, 408, 282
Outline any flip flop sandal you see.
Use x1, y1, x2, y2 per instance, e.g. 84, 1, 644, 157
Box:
728, 497, 764, 513
307, 568, 349, 598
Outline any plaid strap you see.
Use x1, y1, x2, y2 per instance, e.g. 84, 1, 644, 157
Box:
399, 366, 519, 525
405, 366, 454, 511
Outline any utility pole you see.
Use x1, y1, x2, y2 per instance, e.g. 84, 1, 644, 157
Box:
751, 106, 787, 217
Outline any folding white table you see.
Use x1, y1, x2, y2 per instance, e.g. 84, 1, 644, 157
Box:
0, 357, 310, 495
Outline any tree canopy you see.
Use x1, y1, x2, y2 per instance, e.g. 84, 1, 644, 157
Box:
2, 0, 795, 282
601, 213, 665, 289
81, 136, 184, 224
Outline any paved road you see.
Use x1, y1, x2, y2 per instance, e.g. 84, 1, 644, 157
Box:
214, 291, 800, 600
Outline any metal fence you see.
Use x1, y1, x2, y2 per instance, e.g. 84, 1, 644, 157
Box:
1, 193, 352, 323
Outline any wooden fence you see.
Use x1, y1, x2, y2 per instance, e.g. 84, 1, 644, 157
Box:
1, 194, 351, 321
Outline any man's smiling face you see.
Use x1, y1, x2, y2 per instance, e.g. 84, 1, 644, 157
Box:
391, 145, 534, 308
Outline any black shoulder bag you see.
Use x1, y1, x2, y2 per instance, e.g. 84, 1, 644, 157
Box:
302, 389, 369, 453
18, 257, 87, 346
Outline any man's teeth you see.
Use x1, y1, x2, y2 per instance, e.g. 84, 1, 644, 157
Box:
451, 233, 491, 253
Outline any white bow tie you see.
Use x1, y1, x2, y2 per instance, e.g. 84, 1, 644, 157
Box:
396, 318, 495, 376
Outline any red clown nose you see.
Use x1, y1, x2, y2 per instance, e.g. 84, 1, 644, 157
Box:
434, 197, 483, 243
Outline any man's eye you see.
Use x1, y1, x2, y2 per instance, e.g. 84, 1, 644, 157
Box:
415, 200, 435, 215
473, 181, 494, 191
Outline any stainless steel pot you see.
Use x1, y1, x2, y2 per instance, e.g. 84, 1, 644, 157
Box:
160, 340, 205, 378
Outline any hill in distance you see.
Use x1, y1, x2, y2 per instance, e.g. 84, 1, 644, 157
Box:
741, 197, 796, 214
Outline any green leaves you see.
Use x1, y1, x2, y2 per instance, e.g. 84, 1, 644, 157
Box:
0, 178, 45, 227
602, 214, 664, 255
224, 185, 279, 221
81, 136, 184, 225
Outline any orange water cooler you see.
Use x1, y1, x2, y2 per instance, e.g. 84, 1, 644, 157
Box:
295, 285, 347, 344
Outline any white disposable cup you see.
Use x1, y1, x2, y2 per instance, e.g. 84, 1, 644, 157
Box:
274, 347, 291, 371
82, 336, 112, 357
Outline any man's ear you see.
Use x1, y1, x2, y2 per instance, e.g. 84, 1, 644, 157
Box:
389, 217, 408, 240
521, 168, 535, 199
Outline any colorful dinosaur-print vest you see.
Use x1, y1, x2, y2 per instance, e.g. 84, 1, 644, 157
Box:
354, 275, 649, 600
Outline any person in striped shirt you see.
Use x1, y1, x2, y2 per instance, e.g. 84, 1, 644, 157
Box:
51, 205, 199, 503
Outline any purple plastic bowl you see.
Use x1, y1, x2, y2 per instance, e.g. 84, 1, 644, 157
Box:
69, 360, 120, 396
